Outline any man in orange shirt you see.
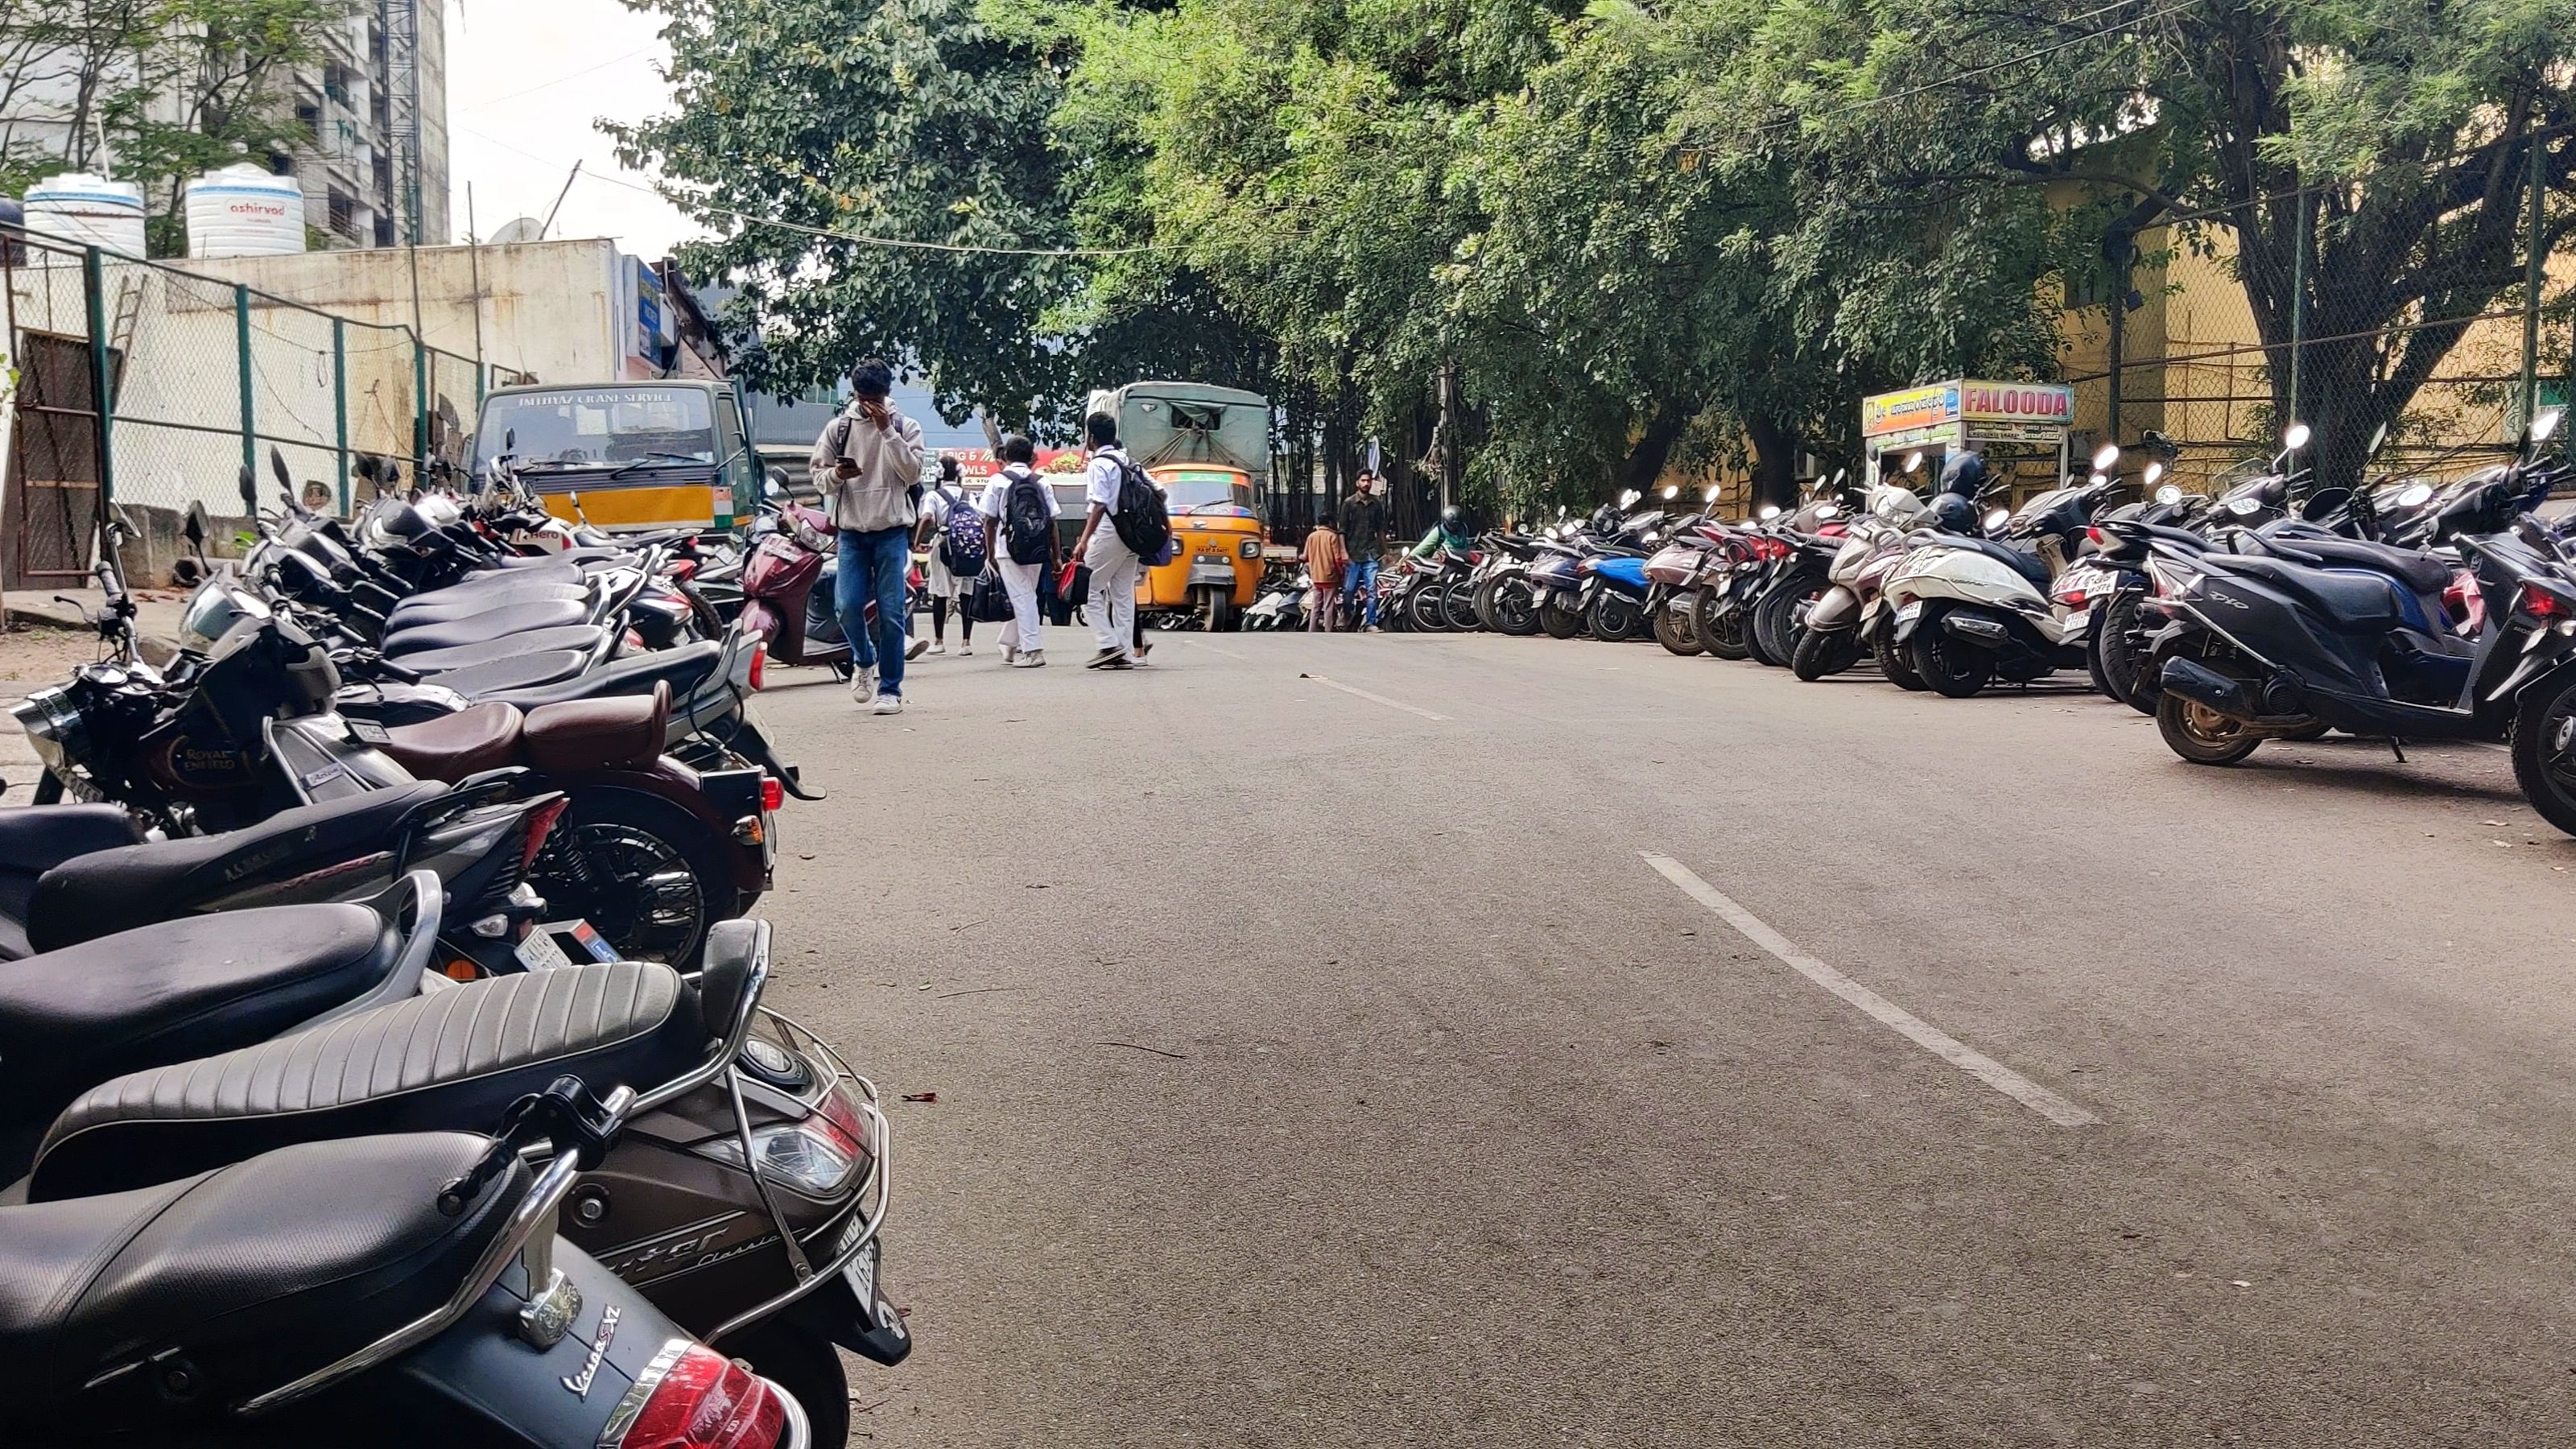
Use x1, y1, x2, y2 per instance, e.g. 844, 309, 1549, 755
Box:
1302, 520, 1350, 631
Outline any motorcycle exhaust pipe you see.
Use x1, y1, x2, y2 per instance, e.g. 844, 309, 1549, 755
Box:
2159, 657, 2253, 718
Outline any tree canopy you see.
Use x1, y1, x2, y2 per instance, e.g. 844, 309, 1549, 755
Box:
619, 0, 2576, 502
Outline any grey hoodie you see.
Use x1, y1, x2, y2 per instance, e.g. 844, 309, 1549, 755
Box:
807, 398, 927, 533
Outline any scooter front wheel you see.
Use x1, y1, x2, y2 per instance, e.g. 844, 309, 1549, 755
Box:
1653, 597, 1703, 655
1695, 592, 1749, 660
1907, 607, 1993, 697
2512, 674, 2576, 836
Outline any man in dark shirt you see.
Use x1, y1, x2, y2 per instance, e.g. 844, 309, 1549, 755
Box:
1335, 471, 1390, 630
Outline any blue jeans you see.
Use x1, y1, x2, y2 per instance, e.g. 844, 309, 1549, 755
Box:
1342, 557, 1381, 626
836, 526, 911, 696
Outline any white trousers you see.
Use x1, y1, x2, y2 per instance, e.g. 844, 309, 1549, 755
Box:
1084, 535, 1140, 660
997, 559, 1046, 654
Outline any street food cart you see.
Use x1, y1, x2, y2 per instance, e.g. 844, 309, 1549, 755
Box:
1861, 379, 2074, 497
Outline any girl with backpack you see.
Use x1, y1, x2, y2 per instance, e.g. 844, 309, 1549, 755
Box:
914, 454, 988, 655
976, 433, 1061, 667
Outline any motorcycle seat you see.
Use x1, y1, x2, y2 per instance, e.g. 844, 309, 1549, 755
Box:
380, 703, 527, 784
382, 598, 592, 653
0, 1132, 525, 1422
386, 579, 588, 628
524, 682, 669, 774
25, 784, 447, 954
2202, 555, 2405, 634
2260, 535, 2452, 596
388, 624, 607, 672
30, 962, 704, 1200
0, 807, 144, 960
477, 640, 723, 713
411, 649, 593, 699
0, 905, 404, 1133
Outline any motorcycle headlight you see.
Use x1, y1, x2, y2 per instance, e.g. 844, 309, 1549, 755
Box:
696, 1118, 863, 1198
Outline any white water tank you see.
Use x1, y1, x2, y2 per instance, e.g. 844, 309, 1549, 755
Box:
184, 165, 306, 258
23, 173, 146, 258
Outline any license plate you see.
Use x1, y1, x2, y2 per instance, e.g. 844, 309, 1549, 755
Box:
1897, 601, 1922, 624
844, 1237, 877, 1306
2063, 608, 2092, 633
1667, 596, 1694, 613
514, 928, 576, 972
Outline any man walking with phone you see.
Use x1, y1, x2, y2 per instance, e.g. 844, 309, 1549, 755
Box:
809, 357, 927, 713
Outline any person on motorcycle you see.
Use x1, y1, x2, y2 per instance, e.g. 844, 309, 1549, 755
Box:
1412, 506, 1473, 560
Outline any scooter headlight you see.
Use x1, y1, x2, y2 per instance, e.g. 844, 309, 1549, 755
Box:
696, 1117, 863, 1198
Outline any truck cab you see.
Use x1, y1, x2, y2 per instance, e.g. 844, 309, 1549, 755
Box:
473, 379, 760, 532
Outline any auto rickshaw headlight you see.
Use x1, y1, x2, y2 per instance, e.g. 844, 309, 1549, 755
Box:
1238, 539, 1259, 559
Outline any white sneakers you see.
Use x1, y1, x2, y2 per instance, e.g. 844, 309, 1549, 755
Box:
1012, 650, 1046, 668
959, 642, 973, 656
851, 666, 877, 704
926, 641, 947, 656
873, 694, 904, 715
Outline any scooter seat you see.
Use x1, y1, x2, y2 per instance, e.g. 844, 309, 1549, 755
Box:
0, 905, 402, 1133
25, 784, 446, 954
389, 625, 606, 673
379, 703, 526, 784
386, 579, 588, 628
30, 962, 702, 1200
382, 599, 592, 653
0, 1132, 524, 1425
417, 650, 593, 699
2262, 535, 2452, 597
1935, 534, 2054, 587
0, 807, 144, 960
477, 640, 723, 714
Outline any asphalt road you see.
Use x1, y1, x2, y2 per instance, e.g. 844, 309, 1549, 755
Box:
751, 622, 2576, 1447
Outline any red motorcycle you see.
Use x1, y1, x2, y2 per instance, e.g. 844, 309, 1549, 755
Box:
737, 502, 924, 679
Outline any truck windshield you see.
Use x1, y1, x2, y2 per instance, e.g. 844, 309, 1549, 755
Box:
478, 386, 715, 473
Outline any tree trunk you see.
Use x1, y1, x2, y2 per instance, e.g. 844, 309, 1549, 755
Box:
1744, 413, 1801, 510
1617, 403, 1692, 496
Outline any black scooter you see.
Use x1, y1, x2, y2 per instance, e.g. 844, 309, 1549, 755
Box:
2149, 411, 2576, 836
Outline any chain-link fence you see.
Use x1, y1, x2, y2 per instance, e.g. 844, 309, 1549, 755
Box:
0, 226, 530, 588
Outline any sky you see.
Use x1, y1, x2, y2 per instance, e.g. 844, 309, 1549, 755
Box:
441, 0, 706, 256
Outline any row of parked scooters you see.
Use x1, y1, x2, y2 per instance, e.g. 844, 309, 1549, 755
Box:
1374, 411, 2576, 836
4, 452, 897, 1445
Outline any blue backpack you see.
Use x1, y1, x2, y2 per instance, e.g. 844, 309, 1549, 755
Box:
935, 485, 987, 577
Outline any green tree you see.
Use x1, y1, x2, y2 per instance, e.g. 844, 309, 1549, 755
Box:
612, 0, 1080, 431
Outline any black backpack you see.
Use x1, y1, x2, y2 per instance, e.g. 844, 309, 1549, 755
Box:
1106, 452, 1171, 559
1003, 469, 1054, 565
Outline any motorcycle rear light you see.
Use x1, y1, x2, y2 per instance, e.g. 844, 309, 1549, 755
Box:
2058, 588, 2087, 609
605, 1340, 789, 1449
2521, 582, 2574, 621
520, 797, 569, 875
748, 643, 767, 692
760, 775, 784, 812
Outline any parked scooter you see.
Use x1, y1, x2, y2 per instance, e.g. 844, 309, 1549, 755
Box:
1881, 444, 2122, 696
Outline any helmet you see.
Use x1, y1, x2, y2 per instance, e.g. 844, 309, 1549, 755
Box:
1440, 505, 1464, 531
1926, 493, 1978, 533
1937, 450, 1988, 498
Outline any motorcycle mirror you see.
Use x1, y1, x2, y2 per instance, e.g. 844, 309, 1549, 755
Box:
183, 500, 209, 557
2534, 407, 2564, 445
1901, 452, 1923, 474
1618, 489, 1641, 508
1756, 504, 1781, 522
2088, 472, 2108, 487
1831, 469, 1848, 487
2154, 482, 2182, 506
1660, 485, 1678, 500
765, 464, 788, 501
1702, 485, 1719, 502
2091, 442, 2121, 471
2282, 422, 2312, 452
1983, 506, 2010, 531
236, 464, 258, 517
1814, 503, 1840, 520
2144, 462, 2165, 487
269, 444, 291, 489
2366, 421, 2389, 458
2396, 481, 2435, 509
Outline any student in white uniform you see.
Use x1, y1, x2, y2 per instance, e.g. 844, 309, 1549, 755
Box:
1067, 411, 1142, 668
913, 455, 976, 656
976, 433, 1059, 666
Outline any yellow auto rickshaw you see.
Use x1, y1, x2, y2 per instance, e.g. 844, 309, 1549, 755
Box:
1137, 464, 1265, 630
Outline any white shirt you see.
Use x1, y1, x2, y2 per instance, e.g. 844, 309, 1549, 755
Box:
977, 466, 1059, 522
1084, 448, 1131, 513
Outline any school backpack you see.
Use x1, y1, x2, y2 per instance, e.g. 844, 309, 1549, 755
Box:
1003, 469, 1054, 565
935, 485, 986, 577
1106, 452, 1171, 560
